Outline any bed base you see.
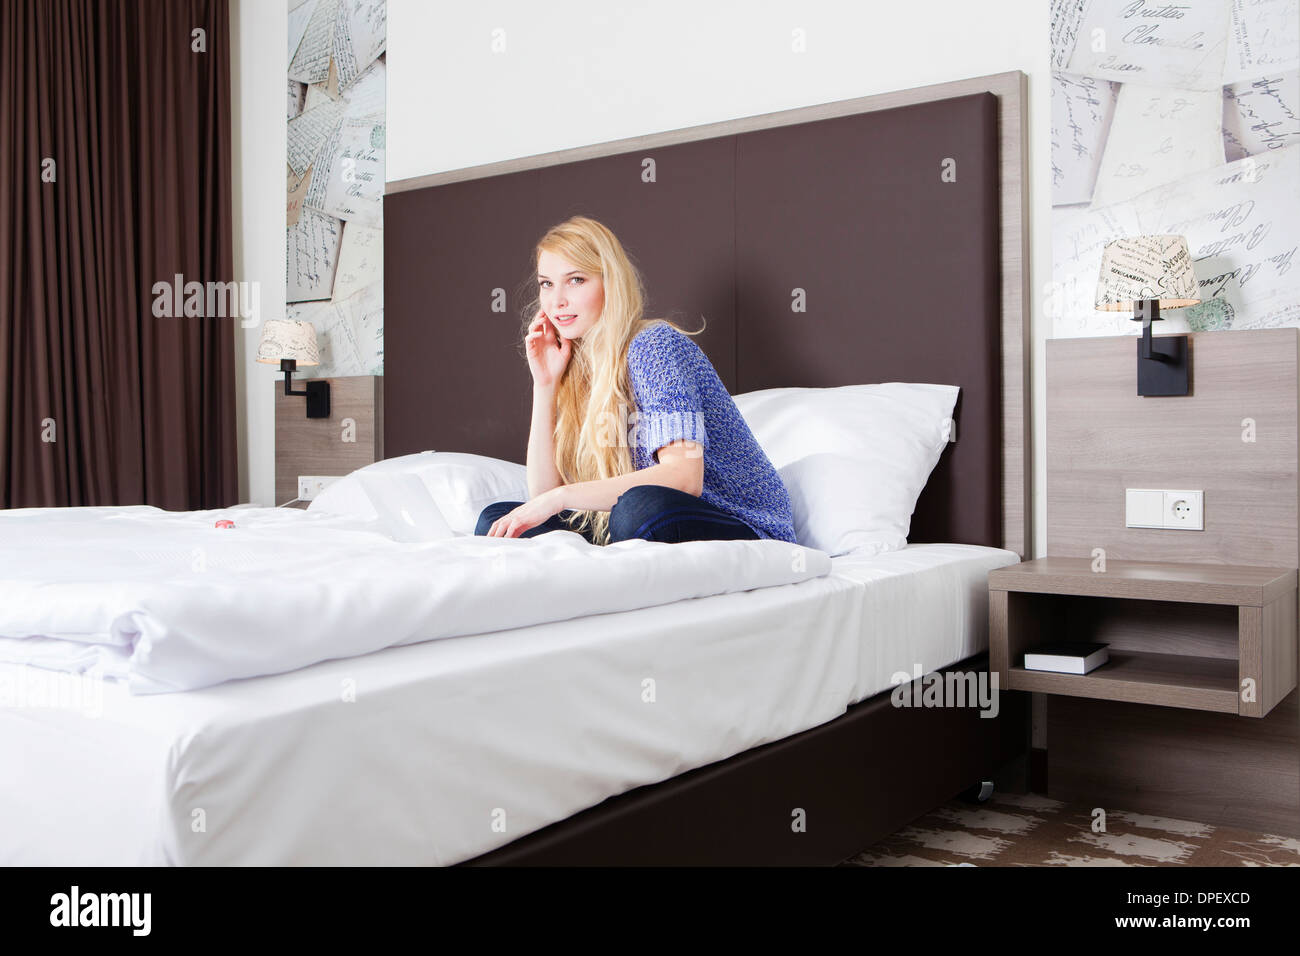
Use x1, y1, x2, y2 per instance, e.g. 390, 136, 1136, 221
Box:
462, 654, 1030, 866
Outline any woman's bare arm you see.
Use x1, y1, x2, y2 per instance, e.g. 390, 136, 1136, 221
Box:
555, 440, 704, 511
487, 441, 704, 538
526, 384, 565, 499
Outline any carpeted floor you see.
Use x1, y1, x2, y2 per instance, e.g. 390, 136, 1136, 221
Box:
840, 791, 1300, 866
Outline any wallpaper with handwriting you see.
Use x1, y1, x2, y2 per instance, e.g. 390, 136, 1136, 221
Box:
285, 0, 385, 377
1050, 0, 1299, 336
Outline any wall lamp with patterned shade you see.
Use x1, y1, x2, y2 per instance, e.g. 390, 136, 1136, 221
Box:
1095, 234, 1201, 397
256, 319, 331, 418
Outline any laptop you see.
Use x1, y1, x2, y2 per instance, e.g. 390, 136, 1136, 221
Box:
358, 473, 456, 543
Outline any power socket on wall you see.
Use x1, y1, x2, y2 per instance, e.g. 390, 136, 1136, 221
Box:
298, 476, 341, 501
1125, 489, 1204, 530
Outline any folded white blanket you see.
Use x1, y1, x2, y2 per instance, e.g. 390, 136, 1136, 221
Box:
0, 505, 830, 694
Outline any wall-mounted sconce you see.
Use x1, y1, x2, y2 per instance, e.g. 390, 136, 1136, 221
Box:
256, 319, 330, 418
1095, 235, 1201, 397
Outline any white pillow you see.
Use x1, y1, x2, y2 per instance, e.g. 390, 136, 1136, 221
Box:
732, 383, 958, 557
307, 452, 529, 536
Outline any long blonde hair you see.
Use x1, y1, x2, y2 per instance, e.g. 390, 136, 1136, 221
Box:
522, 217, 703, 545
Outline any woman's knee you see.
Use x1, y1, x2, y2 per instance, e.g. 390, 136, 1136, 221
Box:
474, 501, 521, 536
608, 485, 693, 541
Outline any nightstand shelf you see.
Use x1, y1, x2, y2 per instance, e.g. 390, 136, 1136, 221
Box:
989, 558, 1298, 718
1008, 650, 1239, 713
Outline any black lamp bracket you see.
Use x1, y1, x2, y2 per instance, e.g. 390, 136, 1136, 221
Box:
1131, 299, 1189, 397
1135, 299, 1160, 360
279, 359, 331, 418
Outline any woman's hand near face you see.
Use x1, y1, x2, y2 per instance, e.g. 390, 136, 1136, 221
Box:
525, 310, 572, 390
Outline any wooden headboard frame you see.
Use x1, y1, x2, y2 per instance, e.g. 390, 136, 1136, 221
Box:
385, 71, 1030, 556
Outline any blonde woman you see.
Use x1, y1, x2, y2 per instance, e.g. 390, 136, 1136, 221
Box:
476, 216, 796, 546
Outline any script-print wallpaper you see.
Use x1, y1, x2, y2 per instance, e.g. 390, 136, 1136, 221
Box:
1050, 0, 1299, 336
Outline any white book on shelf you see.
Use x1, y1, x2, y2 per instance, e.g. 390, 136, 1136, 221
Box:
1023, 642, 1110, 675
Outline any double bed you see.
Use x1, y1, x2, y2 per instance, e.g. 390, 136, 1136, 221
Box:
1, 539, 1016, 866
0, 70, 1030, 866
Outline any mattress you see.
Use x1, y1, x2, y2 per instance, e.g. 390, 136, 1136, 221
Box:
0, 542, 1017, 866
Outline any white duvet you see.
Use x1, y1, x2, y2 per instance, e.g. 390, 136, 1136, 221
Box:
0, 505, 830, 695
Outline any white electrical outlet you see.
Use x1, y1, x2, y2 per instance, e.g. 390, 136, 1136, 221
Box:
297, 476, 341, 501
1164, 490, 1203, 530
1125, 488, 1203, 530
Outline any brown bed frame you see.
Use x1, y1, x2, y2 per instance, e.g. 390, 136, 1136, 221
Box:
383, 71, 1031, 865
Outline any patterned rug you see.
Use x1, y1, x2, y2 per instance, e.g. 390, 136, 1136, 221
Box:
840, 791, 1300, 866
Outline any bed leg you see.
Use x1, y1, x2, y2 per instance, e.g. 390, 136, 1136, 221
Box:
959, 780, 996, 803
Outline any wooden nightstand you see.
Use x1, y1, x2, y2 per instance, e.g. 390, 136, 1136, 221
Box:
989, 558, 1298, 718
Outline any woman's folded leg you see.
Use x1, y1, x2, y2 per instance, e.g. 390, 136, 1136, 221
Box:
606, 485, 761, 544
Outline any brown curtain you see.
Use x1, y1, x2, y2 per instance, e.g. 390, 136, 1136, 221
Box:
0, 0, 237, 510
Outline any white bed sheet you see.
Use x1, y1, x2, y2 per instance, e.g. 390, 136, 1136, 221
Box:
0, 543, 1017, 866
0, 504, 828, 694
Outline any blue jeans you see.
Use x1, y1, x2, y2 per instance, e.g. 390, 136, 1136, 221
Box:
474, 484, 762, 544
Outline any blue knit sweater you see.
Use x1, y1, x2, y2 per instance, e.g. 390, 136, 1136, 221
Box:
624, 322, 797, 543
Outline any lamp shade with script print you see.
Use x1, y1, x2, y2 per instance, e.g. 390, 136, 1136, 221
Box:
255, 319, 320, 366
1094, 235, 1200, 311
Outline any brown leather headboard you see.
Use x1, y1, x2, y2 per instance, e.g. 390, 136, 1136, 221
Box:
385, 75, 1028, 552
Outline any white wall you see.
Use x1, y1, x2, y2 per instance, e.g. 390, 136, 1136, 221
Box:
230, 0, 289, 505
386, 0, 1053, 556
228, 2, 1053, 547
